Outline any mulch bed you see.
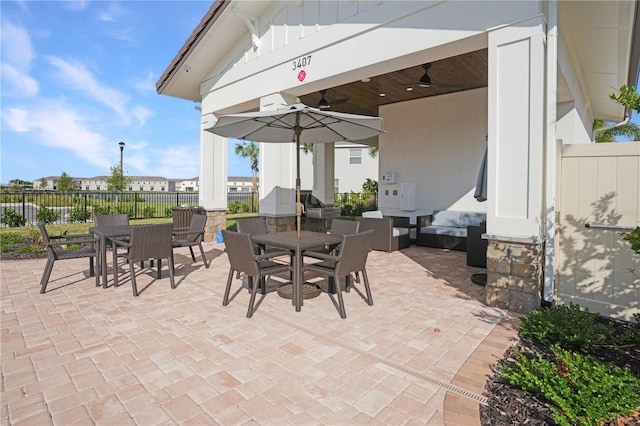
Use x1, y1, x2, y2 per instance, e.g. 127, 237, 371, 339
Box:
0, 236, 47, 261
481, 320, 640, 425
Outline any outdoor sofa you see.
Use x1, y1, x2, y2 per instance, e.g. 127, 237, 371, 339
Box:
416, 210, 486, 251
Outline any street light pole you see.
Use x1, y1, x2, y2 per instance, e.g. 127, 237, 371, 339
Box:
118, 141, 125, 192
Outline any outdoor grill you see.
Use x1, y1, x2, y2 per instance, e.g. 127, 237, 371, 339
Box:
301, 192, 342, 232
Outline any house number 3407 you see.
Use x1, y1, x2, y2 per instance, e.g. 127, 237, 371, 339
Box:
292, 55, 312, 70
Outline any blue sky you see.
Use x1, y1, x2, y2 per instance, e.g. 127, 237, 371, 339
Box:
1, 0, 253, 184
2, 1, 638, 185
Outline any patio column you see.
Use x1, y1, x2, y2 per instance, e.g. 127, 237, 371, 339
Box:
199, 113, 228, 242
259, 93, 298, 232
312, 142, 335, 206
485, 16, 546, 313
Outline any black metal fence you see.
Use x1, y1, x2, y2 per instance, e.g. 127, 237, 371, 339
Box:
0, 190, 376, 227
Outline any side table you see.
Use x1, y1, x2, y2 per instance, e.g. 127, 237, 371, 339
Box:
466, 222, 487, 268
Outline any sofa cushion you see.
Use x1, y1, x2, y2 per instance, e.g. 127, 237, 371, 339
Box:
420, 226, 467, 238
431, 210, 462, 227
459, 212, 486, 227
362, 210, 383, 219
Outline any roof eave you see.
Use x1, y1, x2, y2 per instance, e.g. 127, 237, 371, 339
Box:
156, 0, 231, 97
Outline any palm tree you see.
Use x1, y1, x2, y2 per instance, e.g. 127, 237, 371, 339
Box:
234, 141, 259, 190
593, 119, 640, 142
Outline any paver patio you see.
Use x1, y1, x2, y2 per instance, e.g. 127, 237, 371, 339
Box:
1, 242, 519, 425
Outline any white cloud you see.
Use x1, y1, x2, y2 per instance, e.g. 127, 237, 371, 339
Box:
130, 71, 156, 96
0, 19, 35, 69
2, 103, 111, 170
96, 2, 125, 22
46, 56, 131, 121
131, 105, 154, 127
1, 64, 39, 97
63, 1, 89, 12
1, 107, 30, 132
0, 19, 39, 96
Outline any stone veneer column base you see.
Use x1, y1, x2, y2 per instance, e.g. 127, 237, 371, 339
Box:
264, 215, 296, 233
204, 210, 226, 243
485, 238, 544, 314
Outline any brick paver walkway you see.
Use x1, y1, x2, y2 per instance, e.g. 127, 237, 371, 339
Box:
1, 242, 519, 425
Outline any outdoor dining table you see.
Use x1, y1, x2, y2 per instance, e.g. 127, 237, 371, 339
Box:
252, 230, 342, 312
89, 225, 132, 288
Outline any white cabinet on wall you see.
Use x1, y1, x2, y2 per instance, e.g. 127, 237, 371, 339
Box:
400, 183, 416, 211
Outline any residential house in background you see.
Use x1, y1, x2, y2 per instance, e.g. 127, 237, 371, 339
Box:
31, 175, 258, 193
227, 176, 253, 192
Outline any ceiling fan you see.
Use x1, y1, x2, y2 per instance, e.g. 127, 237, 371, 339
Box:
314, 89, 348, 109
403, 63, 465, 89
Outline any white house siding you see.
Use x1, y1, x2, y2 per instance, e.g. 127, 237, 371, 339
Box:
379, 87, 488, 222
199, 1, 544, 220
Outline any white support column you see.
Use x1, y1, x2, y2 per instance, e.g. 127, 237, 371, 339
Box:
197, 112, 228, 241
312, 142, 335, 206
199, 113, 228, 211
487, 16, 546, 241
259, 93, 298, 219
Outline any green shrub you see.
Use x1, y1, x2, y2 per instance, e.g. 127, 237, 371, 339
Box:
115, 205, 134, 217
228, 201, 241, 214
142, 206, 156, 219
0, 232, 22, 251
36, 206, 60, 224
502, 346, 640, 426
18, 245, 44, 254
519, 303, 613, 351
67, 206, 90, 223
92, 204, 112, 216
1, 209, 26, 227
164, 208, 173, 218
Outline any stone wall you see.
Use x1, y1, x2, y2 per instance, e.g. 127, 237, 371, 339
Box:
485, 239, 544, 313
265, 215, 296, 233
204, 210, 226, 243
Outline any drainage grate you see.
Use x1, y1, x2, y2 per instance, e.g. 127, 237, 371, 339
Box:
263, 311, 488, 405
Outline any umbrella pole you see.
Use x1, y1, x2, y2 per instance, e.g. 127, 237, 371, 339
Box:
296, 134, 302, 238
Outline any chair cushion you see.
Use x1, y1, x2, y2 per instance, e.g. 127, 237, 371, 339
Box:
392, 227, 410, 237
362, 211, 383, 219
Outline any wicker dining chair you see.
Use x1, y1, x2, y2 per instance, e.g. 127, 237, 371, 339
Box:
94, 214, 129, 227
172, 214, 209, 267
234, 217, 286, 279
111, 223, 175, 296
94, 214, 130, 247
303, 229, 374, 319
221, 230, 291, 318
37, 221, 98, 293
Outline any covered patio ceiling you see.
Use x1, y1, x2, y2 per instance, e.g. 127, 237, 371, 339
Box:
298, 49, 488, 117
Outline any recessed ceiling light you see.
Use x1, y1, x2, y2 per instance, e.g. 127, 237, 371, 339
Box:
379, 93, 386, 97
406, 87, 414, 92
361, 78, 371, 83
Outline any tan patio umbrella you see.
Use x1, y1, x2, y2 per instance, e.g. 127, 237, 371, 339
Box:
206, 103, 385, 237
